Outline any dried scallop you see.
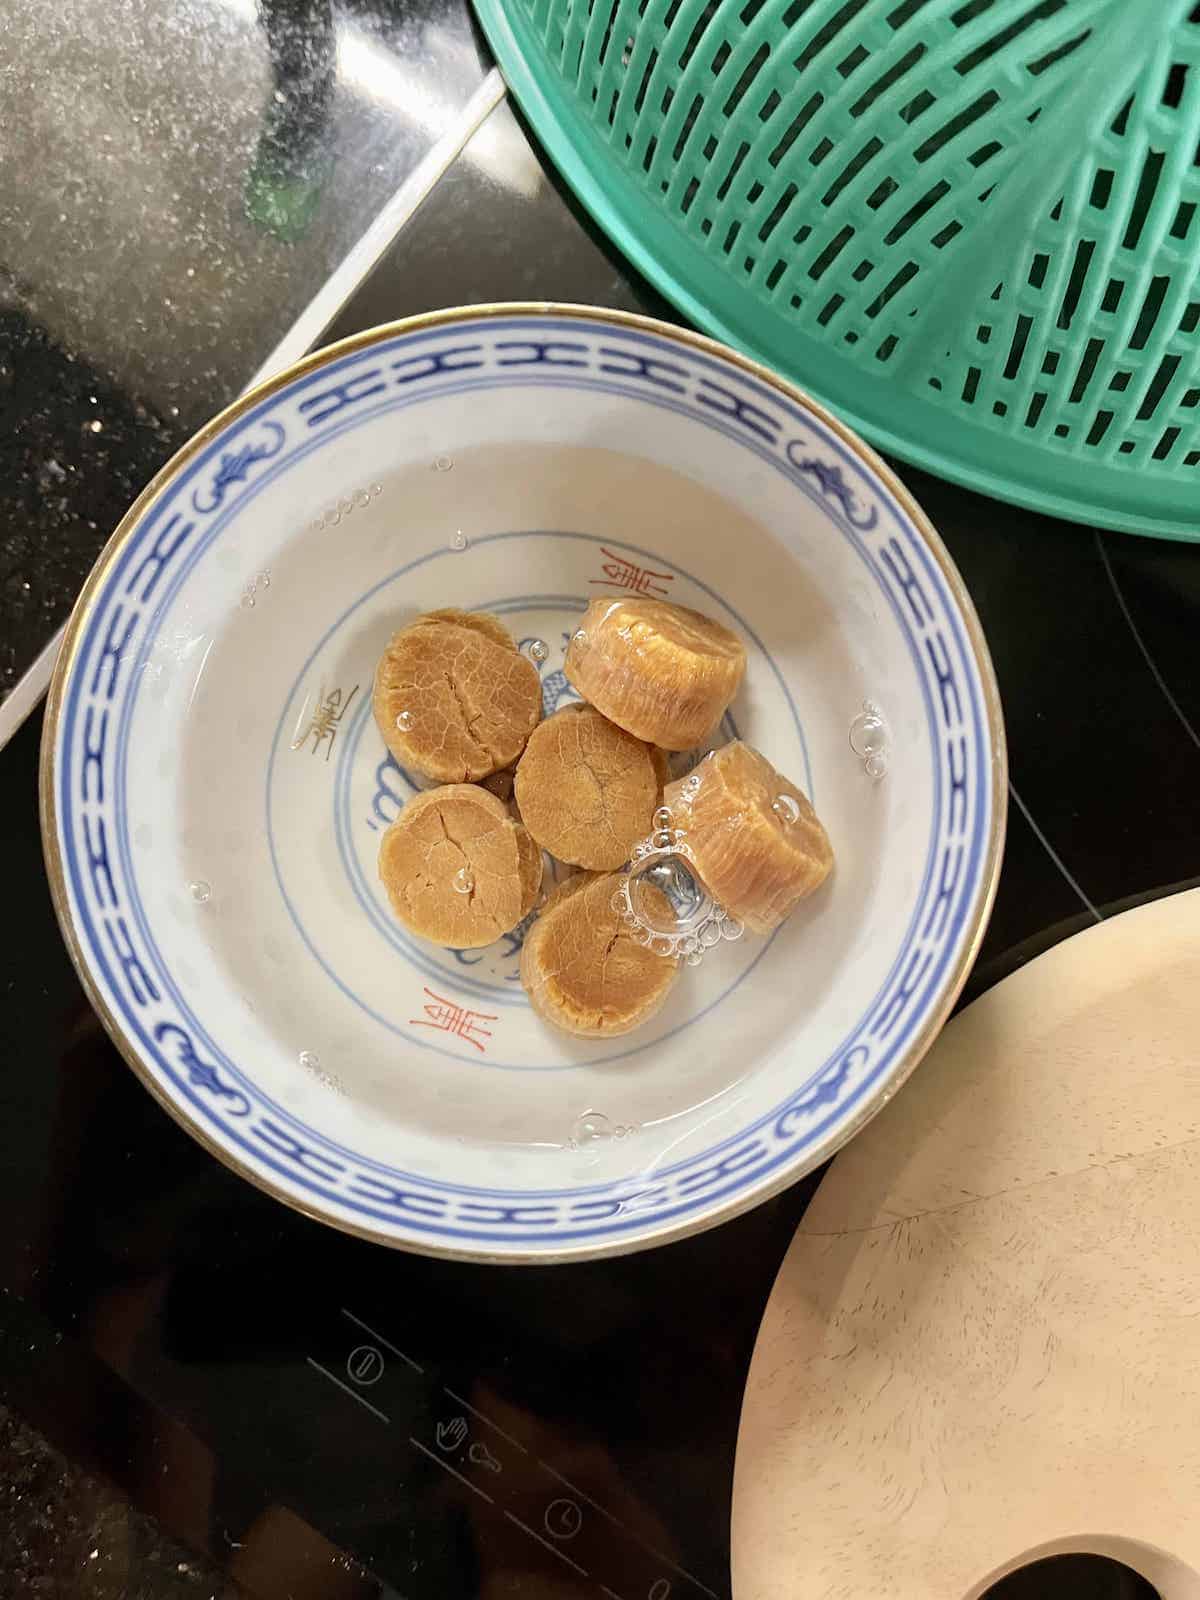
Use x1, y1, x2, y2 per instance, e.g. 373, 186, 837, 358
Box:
514, 703, 658, 870
664, 742, 832, 934
520, 872, 679, 1037
565, 597, 745, 750
373, 611, 541, 782
379, 784, 542, 948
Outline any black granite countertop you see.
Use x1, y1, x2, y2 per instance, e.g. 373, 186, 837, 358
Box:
1, 0, 491, 701
1, 1400, 227, 1600
2, 4, 1198, 1598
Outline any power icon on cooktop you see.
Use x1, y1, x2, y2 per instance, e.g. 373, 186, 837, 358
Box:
346, 1345, 385, 1386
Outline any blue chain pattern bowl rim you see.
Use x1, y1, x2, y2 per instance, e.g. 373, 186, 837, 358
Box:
39, 304, 1007, 1263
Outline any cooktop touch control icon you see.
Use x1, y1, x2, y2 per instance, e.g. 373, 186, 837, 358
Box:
436, 1416, 468, 1452
468, 1440, 503, 1474
544, 1498, 583, 1541
345, 1345, 384, 1386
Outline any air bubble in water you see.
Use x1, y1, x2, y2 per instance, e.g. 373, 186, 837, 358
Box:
849, 702, 889, 779
450, 529, 467, 551
849, 704, 887, 758
453, 867, 475, 895
298, 1050, 320, 1070
772, 793, 801, 825
527, 638, 548, 663
570, 1111, 611, 1146
257, 571, 271, 588
653, 806, 672, 830
189, 880, 211, 904
396, 710, 414, 731
630, 852, 706, 931
434, 455, 453, 472
240, 594, 255, 609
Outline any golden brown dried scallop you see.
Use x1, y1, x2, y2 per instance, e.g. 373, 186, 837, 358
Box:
514, 703, 659, 870
564, 598, 746, 751
373, 611, 541, 783
419, 607, 517, 651
664, 741, 833, 934
379, 784, 542, 949
520, 872, 679, 1038
513, 826, 543, 916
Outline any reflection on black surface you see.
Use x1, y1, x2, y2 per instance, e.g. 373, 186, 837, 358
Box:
1, 1289, 381, 1599
909, 463, 1200, 922
324, 100, 674, 343
247, 0, 337, 243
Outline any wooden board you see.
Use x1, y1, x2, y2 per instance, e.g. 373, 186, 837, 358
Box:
733, 889, 1200, 1600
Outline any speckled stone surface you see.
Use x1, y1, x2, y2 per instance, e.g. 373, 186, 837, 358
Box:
0, 0, 488, 425
0, 0, 489, 703
0, 307, 188, 703
0, 1405, 228, 1599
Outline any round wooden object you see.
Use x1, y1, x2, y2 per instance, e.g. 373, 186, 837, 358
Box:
734, 890, 1200, 1600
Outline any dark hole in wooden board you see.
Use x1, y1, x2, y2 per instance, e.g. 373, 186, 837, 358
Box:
981, 1554, 1159, 1599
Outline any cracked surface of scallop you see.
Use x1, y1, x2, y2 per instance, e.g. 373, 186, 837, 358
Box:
515, 703, 659, 870
521, 871, 680, 1038
379, 785, 542, 950
373, 610, 541, 783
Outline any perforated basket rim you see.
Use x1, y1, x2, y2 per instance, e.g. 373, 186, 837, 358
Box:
475, 0, 1200, 541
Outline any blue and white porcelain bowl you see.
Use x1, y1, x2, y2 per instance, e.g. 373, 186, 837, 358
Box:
41, 306, 1005, 1262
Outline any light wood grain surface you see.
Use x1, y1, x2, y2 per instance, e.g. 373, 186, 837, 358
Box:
733, 889, 1200, 1600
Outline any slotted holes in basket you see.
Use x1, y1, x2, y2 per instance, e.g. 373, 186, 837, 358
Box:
481, 0, 1200, 533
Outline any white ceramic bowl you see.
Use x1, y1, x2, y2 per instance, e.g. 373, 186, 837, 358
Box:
42, 305, 1005, 1262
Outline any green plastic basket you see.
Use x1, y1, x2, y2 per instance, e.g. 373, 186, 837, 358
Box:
474, 0, 1200, 538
